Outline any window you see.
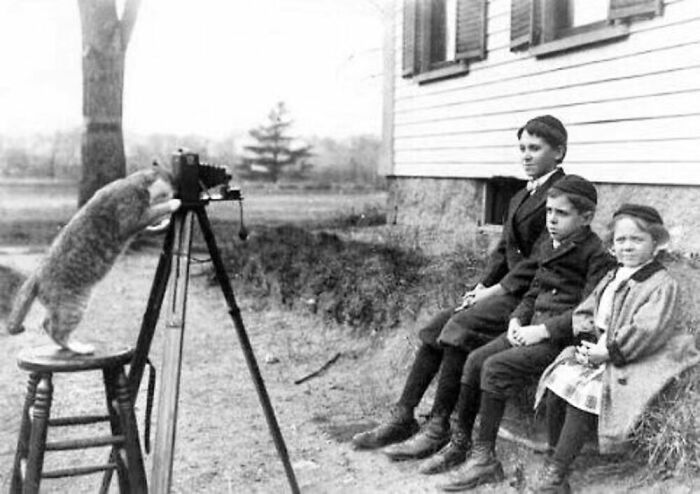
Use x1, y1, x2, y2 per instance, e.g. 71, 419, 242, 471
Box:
403, 0, 487, 82
510, 0, 663, 57
484, 177, 525, 225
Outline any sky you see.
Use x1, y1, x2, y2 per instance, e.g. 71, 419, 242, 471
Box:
0, 0, 385, 139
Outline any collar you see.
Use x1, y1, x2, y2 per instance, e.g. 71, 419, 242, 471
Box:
527, 167, 561, 193
629, 259, 666, 282
554, 225, 592, 247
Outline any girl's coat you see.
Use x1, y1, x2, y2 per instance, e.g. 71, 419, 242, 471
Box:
537, 261, 700, 453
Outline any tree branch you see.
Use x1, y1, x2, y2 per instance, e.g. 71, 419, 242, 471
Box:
120, 0, 143, 48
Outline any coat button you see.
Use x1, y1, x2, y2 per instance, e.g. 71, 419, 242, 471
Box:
552, 288, 558, 295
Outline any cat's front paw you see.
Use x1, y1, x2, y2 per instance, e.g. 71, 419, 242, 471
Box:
168, 199, 182, 212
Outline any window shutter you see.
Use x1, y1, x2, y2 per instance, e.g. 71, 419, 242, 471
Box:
510, 0, 534, 51
609, 0, 663, 21
402, 0, 419, 77
455, 0, 487, 61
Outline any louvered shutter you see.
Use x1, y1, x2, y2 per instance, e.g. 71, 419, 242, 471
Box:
510, 0, 533, 50
455, 0, 487, 61
609, 0, 663, 20
403, 0, 419, 77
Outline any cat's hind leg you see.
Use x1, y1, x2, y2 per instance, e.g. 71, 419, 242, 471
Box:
44, 300, 95, 355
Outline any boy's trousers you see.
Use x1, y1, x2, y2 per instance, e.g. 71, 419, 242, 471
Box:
461, 331, 563, 398
417, 292, 521, 351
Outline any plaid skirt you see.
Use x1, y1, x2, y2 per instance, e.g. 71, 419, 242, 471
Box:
542, 356, 605, 415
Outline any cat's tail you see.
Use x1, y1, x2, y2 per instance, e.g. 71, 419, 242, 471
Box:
6, 273, 38, 335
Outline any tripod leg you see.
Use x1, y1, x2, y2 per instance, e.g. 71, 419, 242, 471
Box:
152, 209, 196, 494
101, 216, 176, 493
195, 207, 301, 494
128, 219, 176, 398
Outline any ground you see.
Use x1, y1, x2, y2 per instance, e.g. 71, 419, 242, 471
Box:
1, 247, 697, 494
0, 182, 697, 493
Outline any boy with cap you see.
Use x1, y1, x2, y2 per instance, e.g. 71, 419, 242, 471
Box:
432, 175, 615, 489
353, 115, 569, 457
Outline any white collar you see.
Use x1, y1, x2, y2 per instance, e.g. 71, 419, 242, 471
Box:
527, 167, 560, 193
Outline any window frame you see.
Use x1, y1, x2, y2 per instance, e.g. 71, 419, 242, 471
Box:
533, 0, 630, 57
510, 0, 664, 57
403, 0, 486, 84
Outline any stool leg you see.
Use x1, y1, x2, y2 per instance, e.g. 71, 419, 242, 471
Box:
10, 373, 40, 494
103, 368, 130, 493
115, 368, 148, 493
24, 373, 52, 494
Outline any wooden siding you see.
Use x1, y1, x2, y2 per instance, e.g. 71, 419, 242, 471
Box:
389, 0, 700, 185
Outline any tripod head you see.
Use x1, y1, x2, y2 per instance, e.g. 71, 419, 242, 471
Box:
170, 149, 248, 240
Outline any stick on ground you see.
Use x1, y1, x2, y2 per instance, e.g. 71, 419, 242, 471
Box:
294, 352, 342, 385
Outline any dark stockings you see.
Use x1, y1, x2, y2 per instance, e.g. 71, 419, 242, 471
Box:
476, 391, 506, 443
545, 390, 567, 450
428, 346, 468, 417
548, 391, 598, 468
397, 343, 443, 412
455, 383, 481, 436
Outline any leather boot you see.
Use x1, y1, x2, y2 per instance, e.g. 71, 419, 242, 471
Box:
418, 423, 471, 475
438, 440, 504, 491
382, 413, 450, 461
351, 405, 419, 450
529, 459, 571, 494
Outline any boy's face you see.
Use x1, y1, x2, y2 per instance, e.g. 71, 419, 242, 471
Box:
546, 195, 592, 242
519, 130, 564, 179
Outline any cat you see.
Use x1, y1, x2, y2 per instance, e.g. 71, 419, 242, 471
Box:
4, 164, 181, 354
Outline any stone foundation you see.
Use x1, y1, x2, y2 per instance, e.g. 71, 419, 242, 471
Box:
387, 177, 700, 256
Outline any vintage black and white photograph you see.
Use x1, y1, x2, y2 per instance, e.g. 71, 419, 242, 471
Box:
1, 0, 699, 492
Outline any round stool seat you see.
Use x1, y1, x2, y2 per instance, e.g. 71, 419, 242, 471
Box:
17, 343, 134, 373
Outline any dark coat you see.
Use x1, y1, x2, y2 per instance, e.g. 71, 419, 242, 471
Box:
510, 226, 616, 344
480, 168, 565, 297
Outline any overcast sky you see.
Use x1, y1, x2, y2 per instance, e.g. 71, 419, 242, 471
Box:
0, 0, 385, 139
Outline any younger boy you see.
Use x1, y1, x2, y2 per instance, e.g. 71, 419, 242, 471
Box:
422, 175, 615, 488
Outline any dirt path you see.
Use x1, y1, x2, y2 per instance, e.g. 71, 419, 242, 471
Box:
1, 249, 696, 493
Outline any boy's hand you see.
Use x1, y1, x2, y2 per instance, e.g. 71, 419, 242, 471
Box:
507, 318, 522, 346
511, 324, 549, 346
454, 284, 485, 312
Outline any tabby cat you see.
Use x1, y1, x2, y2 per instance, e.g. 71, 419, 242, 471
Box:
4, 165, 181, 354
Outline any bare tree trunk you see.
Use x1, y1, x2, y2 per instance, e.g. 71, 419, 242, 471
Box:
77, 0, 141, 206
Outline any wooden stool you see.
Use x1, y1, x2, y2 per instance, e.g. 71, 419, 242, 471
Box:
10, 343, 147, 494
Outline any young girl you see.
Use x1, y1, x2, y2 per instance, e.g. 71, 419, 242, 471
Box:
531, 204, 700, 493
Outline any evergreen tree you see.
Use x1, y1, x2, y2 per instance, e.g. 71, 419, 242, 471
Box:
240, 102, 313, 182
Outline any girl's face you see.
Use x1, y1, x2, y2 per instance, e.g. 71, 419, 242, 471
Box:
518, 130, 563, 179
613, 217, 657, 268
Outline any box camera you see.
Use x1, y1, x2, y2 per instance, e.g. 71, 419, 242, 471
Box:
171, 149, 239, 203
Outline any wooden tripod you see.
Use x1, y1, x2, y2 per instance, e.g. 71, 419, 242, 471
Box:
117, 201, 300, 493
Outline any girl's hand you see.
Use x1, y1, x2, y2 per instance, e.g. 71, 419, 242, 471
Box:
580, 339, 610, 366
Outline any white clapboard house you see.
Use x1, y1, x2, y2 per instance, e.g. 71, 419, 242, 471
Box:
380, 0, 700, 254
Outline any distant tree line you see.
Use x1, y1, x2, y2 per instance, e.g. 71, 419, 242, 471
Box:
0, 129, 384, 188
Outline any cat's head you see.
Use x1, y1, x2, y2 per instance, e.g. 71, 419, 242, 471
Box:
146, 162, 176, 206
